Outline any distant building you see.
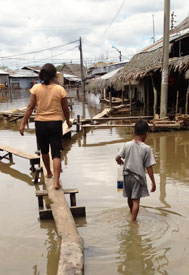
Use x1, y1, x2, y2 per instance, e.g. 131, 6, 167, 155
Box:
9, 69, 39, 89
0, 70, 9, 87
60, 63, 87, 78
86, 61, 127, 79
22, 66, 41, 73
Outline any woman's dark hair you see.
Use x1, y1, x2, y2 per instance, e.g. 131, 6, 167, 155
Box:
134, 119, 149, 136
39, 63, 57, 85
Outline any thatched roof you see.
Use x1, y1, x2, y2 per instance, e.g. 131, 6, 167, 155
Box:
60, 63, 87, 78
112, 16, 189, 84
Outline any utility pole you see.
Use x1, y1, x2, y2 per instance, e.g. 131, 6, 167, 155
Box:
112, 46, 122, 62
171, 11, 176, 29
79, 37, 85, 94
160, 0, 170, 118
152, 14, 156, 43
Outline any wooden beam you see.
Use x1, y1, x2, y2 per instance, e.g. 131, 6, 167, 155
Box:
70, 206, 86, 218
41, 158, 84, 274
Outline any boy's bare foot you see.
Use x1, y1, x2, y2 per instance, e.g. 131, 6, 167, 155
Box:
46, 172, 53, 178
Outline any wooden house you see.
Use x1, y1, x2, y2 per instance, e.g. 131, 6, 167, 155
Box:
111, 16, 189, 116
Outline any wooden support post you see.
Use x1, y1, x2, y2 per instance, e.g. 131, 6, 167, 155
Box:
8, 152, 12, 159
129, 83, 132, 115
151, 76, 157, 118
122, 89, 124, 105
70, 206, 86, 218
34, 167, 41, 184
83, 127, 86, 137
109, 91, 112, 108
146, 79, 150, 115
70, 193, 76, 207
76, 115, 81, 132
175, 90, 179, 118
38, 196, 44, 208
104, 88, 106, 99
185, 90, 189, 115
39, 209, 53, 220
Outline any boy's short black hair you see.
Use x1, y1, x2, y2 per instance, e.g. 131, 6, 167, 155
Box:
134, 119, 149, 135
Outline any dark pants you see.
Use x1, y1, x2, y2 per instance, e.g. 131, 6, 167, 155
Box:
35, 121, 62, 159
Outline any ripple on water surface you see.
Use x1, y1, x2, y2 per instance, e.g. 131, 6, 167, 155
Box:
83, 206, 189, 275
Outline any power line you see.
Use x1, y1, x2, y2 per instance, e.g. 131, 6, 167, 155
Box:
87, 0, 126, 47
100, 0, 126, 38
1, 39, 79, 60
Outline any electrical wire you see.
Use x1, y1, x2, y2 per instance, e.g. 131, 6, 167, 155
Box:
1, 39, 79, 60
100, 0, 126, 38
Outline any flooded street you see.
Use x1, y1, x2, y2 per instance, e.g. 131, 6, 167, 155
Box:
0, 89, 189, 275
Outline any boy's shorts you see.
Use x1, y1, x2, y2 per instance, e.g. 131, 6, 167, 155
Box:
123, 174, 149, 199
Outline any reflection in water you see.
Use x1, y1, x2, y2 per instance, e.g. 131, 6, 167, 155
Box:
0, 160, 35, 185
116, 212, 173, 275
117, 222, 155, 275
1, 89, 189, 275
0, 89, 30, 111
159, 136, 171, 208
39, 221, 61, 275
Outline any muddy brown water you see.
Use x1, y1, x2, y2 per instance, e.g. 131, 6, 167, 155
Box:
0, 89, 189, 275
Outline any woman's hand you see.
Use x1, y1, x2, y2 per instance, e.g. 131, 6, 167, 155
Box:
67, 120, 72, 128
19, 124, 25, 136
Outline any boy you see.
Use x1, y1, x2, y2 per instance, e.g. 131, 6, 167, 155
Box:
115, 120, 156, 221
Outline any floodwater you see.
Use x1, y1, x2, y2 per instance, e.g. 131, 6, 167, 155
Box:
0, 89, 189, 275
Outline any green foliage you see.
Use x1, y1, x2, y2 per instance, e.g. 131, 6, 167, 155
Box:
0, 66, 9, 70
56, 65, 63, 72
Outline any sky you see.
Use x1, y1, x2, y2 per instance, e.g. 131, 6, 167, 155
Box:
0, 0, 188, 69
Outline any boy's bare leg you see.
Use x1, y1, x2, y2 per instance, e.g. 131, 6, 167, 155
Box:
53, 158, 61, 189
42, 154, 53, 177
127, 198, 133, 213
131, 199, 140, 221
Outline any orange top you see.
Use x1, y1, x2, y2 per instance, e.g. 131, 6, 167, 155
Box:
30, 83, 67, 121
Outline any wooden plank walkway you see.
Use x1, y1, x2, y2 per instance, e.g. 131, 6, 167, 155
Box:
40, 156, 84, 274
0, 145, 39, 160
0, 145, 40, 170
92, 107, 112, 120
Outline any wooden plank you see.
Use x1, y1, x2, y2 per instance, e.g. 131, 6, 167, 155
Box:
70, 206, 86, 218
91, 116, 153, 121
36, 188, 78, 197
0, 145, 40, 161
92, 108, 111, 120
62, 118, 74, 136
39, 209, 53, 220
41, 156, 84, 274
82, 124, 135, 129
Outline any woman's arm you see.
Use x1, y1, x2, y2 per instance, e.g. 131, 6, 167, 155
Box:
19, 94, 36, 136
61, 98, 72, 128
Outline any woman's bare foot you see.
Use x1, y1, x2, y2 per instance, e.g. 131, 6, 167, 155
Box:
54, 182, 62, 189
46, 172, 53, 178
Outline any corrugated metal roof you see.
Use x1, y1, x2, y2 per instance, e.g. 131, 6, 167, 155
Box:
63, 73, 81, 82
143, 27, 189, 53
0, 70, 9, 75
10, 69, 39, 78
99, 68, 122, 80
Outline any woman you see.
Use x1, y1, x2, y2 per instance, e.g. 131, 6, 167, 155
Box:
19, 63, 72, 189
